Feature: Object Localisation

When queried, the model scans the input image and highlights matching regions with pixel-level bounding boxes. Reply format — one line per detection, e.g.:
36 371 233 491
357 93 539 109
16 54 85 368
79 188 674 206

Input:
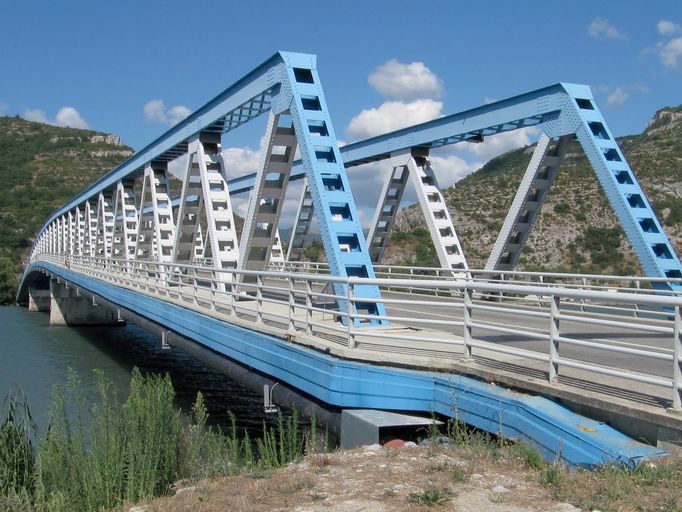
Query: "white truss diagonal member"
135 162 176 263
112 179 138 261
286 181 314 262
238 112 297 273
366 164 410 263
485 133 571 272
95 191 115 258
376 149 468 271
173 133 239 285
84 200 97 257
74 206 84 256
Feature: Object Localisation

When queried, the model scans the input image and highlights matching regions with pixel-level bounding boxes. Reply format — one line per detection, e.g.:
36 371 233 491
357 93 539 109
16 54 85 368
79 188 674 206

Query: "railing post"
674 305 681 410
256 274 263 323
347 284 355 349
463 285 472 359
228 272 236 316
305 279 312 335
288 275 295 332
549 295 560 384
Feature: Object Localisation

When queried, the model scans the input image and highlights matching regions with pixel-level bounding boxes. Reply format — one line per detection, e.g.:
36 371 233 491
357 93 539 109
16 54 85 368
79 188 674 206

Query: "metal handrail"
32 253 682 410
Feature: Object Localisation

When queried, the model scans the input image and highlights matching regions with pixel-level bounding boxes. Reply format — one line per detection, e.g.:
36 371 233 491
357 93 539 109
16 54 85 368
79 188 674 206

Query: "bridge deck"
51 255 677 418
25 256 681 466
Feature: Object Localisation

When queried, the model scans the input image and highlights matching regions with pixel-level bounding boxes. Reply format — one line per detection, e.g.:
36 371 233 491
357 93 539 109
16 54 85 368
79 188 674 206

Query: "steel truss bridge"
17 52 682 467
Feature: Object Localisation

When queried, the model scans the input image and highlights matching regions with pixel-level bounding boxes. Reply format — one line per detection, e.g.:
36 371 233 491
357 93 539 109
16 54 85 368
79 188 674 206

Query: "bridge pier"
28 286 51 312
49 278 121 326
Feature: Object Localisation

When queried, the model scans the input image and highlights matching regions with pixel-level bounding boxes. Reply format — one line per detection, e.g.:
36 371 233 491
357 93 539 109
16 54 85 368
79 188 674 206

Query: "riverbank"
128 441 681 512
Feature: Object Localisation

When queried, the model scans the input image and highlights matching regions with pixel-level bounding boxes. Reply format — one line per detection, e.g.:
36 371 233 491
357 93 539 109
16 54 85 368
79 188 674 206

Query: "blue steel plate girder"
25 262 667 468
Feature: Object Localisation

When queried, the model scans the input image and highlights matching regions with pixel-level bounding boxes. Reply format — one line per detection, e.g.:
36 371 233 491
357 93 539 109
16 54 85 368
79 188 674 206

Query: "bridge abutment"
49 279 121 326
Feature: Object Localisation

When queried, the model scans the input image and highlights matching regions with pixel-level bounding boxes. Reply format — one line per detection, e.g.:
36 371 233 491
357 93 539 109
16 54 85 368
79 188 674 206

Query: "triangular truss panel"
367 148 468 271
95 191 115 259
83 200 97 257
135 162 176 263
485 133 571 272
112 179 138 261
172 132 239 284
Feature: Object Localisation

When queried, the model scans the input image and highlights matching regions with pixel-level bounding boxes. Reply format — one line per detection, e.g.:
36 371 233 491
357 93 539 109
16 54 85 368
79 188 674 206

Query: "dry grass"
136 445 560 512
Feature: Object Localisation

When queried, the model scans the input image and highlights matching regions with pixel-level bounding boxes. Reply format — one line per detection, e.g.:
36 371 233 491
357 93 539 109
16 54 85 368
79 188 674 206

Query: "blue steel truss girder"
37 53 288 239
543 84 682 288
278 53 387 326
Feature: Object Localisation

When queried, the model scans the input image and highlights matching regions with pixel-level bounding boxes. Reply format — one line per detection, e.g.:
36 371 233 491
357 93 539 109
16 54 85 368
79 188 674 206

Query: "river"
0 305 272 436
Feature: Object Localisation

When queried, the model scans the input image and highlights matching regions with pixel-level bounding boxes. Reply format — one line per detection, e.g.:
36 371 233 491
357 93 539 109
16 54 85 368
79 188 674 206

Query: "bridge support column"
28 286 50 312
48 278 120 326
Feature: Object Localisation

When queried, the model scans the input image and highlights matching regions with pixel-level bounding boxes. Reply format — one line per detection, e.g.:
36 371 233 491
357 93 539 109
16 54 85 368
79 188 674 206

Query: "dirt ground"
131 444 583 512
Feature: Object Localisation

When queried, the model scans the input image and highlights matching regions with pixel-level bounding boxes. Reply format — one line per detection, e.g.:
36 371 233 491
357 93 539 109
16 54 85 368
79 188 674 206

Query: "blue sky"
1 0 681 222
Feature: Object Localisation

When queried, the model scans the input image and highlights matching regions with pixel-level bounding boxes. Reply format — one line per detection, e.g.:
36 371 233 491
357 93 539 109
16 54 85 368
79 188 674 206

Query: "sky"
1 0 681 225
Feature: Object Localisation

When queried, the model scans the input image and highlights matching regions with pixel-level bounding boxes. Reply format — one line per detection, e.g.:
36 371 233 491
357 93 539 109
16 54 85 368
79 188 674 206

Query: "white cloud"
657 37 682 69
588 17 627 40
22 106 90 128
606 87 629 107
22 108 49 124
168 105 191 125
368 59 444 100
0 102 7 115
143 99 167 123
657 20 682 35
55 106 89 129
143 99 191 126
347 99 443 140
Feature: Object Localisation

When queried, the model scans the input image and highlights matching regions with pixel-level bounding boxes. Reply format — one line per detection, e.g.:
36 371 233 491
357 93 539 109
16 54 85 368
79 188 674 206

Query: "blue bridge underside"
27 262 666 467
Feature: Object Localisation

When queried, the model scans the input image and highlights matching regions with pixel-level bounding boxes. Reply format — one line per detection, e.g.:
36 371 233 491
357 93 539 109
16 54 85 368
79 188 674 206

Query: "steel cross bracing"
28 52 387 325
485 134 572 272
238 111 297 277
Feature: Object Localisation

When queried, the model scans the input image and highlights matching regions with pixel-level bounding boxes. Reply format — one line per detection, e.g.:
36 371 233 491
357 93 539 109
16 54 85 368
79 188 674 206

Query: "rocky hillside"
385 105 682 275
0 116 133 302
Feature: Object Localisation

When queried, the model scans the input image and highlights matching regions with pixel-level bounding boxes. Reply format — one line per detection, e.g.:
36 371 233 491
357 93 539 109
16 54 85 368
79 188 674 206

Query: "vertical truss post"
367 164 409 263
84 200 97 257
75 206 84 256
172 132 239 287
286 182 314 262
67 211 75 256
390 149 469 271
238 112 297 277
95 191 115 259
485 133 571 272
553 85 682 290
112 179 138 261
135 162 176 264
280 54 386 325
62 214 69 256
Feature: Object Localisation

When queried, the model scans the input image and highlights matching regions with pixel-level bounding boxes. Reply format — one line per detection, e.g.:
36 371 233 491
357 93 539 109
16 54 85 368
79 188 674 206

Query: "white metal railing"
35 253 682 410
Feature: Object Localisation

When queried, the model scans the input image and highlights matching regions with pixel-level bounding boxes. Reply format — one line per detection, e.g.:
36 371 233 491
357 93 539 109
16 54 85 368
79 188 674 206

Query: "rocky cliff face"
383 105 682 275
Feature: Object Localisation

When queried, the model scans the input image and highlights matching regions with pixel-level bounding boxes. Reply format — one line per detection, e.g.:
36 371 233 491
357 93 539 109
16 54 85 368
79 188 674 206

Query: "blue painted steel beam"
39 52 289 236
228 83 566 193
23 262 667 468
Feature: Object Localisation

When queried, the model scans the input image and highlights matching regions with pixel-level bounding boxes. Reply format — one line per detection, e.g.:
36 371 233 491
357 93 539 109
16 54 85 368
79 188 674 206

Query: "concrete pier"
49 278 121 326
